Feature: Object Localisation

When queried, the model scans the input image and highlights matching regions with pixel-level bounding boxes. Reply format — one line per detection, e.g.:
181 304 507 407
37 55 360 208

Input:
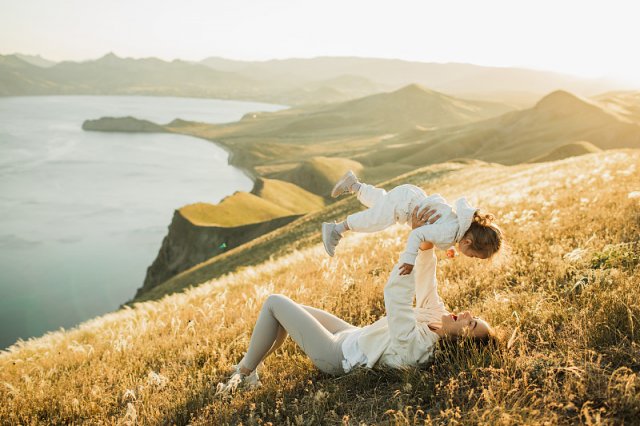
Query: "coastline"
83 115 264 194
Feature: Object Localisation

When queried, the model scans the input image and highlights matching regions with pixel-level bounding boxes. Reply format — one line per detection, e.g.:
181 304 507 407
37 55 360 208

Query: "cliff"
136 210 302 298
137 177 326 297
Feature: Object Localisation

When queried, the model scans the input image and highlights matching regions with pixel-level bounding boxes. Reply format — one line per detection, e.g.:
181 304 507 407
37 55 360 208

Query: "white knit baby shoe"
331 170 359 198
215 365 261 396
322 222 343 257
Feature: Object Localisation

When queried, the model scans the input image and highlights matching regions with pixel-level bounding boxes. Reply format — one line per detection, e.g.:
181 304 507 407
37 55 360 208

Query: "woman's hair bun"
473 210 495 227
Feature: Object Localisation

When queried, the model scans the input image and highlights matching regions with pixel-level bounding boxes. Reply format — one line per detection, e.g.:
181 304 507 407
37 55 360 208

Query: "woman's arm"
383 265 418 347
398 207 440 275
414 249 440 309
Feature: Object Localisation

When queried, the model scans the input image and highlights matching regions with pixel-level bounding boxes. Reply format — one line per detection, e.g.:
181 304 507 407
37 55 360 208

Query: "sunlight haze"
1 0 639 85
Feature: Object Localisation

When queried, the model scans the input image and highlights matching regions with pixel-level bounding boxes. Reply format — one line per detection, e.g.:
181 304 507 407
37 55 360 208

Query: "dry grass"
1 150 639 425
180 178 325 227
180 192 293 227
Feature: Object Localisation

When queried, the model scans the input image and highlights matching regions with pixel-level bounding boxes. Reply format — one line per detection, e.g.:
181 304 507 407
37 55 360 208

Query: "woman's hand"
399 263 414 275
411 205 441 229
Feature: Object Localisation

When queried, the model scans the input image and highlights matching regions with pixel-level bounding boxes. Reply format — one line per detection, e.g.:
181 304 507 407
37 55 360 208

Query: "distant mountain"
14 53 56 68
593 91 640 124
46 52 255 95
3 52 628 107
202 84 515 146
199 56 630 106
0 52 277 100
360 90 640 166
322 83 515 132
0 55 58 95
0 53 388 105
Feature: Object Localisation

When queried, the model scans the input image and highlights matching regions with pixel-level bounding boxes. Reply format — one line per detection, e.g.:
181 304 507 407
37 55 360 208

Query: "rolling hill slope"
165 84 515 170
360 90 640 167
529 140 602 162
2 150 639 424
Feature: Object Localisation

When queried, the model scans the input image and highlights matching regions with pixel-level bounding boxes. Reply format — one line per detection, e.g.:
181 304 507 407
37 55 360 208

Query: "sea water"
0 95 286 349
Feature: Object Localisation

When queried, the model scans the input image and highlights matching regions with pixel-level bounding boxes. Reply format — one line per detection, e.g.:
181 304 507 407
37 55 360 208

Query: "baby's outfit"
345 183 477 265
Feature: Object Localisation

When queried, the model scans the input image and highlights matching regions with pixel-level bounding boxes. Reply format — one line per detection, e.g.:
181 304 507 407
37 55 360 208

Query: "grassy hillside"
134 162 470 303
159 85 515 180
251 178 326 214
595 91 640 124
180 193 291 227
359 90 640 168
530 141 602 163
180 84 514 142
270 156 365 197
179 178 325 227
2 150 639 424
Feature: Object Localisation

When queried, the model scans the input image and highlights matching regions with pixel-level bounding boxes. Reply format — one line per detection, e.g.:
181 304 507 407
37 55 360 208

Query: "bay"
0 95 286 349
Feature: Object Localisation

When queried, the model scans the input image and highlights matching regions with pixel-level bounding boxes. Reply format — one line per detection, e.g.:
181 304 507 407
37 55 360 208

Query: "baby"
322 171 503 274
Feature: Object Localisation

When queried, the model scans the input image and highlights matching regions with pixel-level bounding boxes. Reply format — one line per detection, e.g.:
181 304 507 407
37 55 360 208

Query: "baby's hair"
464 210 503 258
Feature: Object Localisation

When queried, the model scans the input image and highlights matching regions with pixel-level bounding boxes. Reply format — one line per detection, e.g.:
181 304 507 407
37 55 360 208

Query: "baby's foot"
331 170 360 198
322 222 343 256
215 365 261 396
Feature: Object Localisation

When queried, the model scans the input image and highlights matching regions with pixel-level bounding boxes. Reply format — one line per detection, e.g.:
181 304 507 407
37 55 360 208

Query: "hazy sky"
2 0 639 84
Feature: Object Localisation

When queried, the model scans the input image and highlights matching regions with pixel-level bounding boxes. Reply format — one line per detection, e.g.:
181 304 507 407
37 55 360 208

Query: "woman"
216 207 493 394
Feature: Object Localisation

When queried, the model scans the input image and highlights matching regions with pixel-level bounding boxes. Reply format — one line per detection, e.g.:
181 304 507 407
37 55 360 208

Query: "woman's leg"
239 294 348 375
300 304 355 334
258 304 354 362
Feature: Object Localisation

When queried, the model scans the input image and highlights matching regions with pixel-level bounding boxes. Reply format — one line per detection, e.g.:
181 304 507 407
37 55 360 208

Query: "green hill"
180 192 294 227
180 178 326 227
360 90 640 167
270 156 365 196
163 85 515 173
594 91 640 124
250 178 326 214
530 140 602 162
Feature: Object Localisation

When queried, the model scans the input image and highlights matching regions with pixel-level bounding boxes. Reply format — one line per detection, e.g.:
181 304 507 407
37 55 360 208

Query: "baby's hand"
419 241 434 251
399 263 414 275
446 247 458 258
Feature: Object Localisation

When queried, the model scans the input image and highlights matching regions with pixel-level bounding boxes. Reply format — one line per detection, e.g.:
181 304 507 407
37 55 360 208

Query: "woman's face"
440 311 491 338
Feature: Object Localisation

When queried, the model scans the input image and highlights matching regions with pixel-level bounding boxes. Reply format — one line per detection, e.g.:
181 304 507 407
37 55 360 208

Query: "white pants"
346 183 426 232
240 294 356 375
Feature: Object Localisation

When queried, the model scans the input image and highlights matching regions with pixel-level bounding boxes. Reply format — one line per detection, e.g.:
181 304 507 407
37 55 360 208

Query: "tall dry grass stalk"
1 150 639 425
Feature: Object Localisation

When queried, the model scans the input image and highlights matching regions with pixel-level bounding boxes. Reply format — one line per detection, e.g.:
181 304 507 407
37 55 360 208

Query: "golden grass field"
1 150 639 424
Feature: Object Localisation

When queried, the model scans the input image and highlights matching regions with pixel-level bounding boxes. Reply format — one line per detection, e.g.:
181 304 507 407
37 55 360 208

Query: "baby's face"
458 239 488 259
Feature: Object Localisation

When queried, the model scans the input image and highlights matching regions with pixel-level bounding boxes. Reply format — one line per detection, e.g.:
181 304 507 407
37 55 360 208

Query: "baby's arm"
400 240 434 275
399 224 444 267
